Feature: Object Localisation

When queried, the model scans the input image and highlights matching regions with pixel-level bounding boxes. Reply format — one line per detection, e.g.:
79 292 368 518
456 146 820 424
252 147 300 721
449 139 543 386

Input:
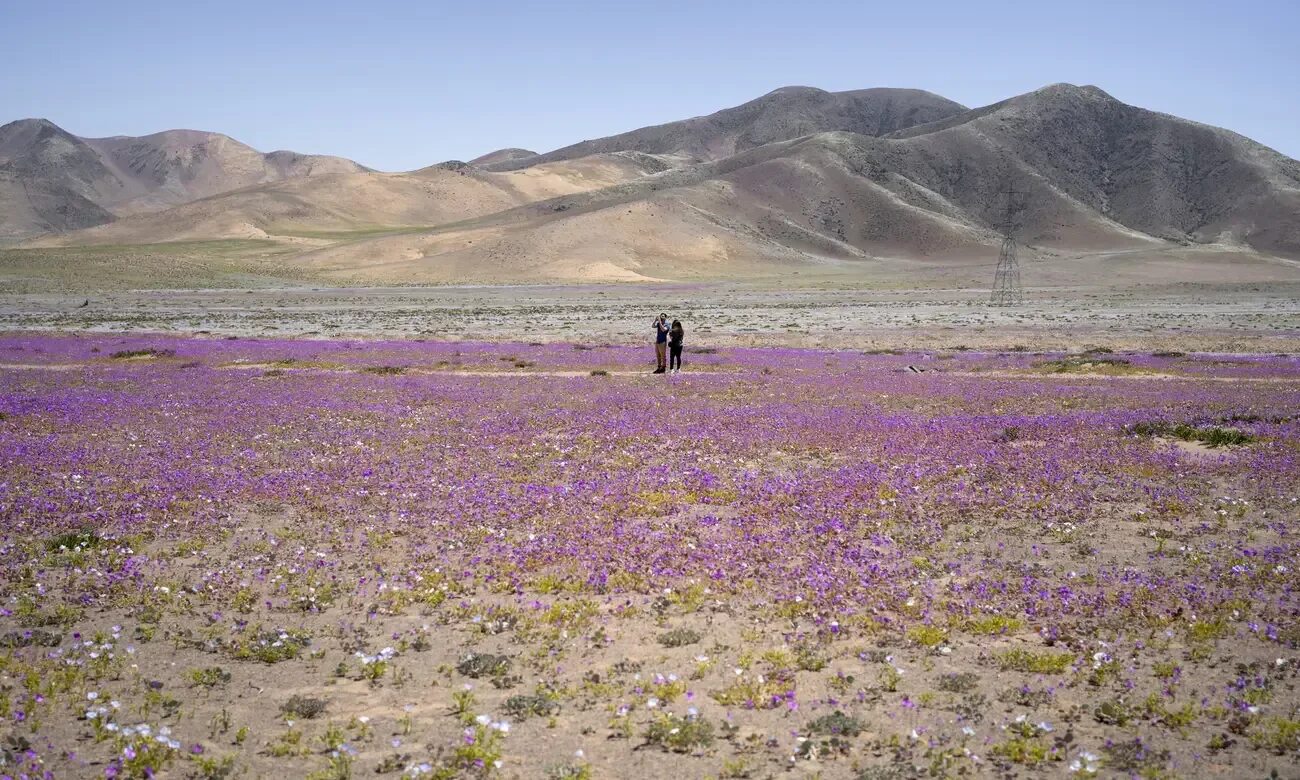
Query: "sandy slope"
26 153 657 247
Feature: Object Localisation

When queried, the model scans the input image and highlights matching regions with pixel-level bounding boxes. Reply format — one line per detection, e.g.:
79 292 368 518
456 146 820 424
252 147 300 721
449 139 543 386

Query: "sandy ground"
1 280 1297 353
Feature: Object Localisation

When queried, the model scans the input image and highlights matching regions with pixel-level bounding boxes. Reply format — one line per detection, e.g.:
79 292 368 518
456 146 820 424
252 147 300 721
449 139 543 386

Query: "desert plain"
1 250 1298 779
2 80 1300 780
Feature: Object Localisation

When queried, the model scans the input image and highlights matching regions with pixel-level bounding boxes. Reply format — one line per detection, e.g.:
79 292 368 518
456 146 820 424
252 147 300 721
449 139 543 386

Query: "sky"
3 0 1297 171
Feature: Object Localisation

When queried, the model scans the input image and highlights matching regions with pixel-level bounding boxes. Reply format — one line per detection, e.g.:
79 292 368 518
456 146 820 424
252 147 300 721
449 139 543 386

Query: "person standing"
668 319 684 373
652 313 669 373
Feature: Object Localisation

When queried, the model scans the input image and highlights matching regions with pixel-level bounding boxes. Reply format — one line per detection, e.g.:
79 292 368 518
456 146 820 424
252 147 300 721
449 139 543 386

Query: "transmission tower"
989 182 1024 306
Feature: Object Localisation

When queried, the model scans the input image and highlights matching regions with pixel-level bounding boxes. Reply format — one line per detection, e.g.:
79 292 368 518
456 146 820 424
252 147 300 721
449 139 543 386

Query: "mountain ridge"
482 86 968 171
0 118 368 239
6 83 1300 283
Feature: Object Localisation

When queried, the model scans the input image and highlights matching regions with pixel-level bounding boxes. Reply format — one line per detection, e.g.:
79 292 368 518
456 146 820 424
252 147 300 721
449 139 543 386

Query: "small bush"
1094 698 1135 726
644 712 713 753
794 643 827 672
110 348 175 359
190 754 238 780
1102 738 1170 774
994 426 1021 443
999 687 1052 707
0 629 62 648
227 627 312 664
1127 421 1253 447
996 649 1074 674
710 676 791 708
1249 717 1300 754
807 710 863 736
45 529 101 551
658 628 701 647
906 625 947 648
280 694 328 719
187 666 232 688
503 693 560 720
1171 424 1253 448
457 653 512 679
362 366 406 375
1126 420 1170 437
590 369 609 377
936 672 980 693
966 615 1023 635
1186 618 1230 643
546 763 593 780
990 737 1054 766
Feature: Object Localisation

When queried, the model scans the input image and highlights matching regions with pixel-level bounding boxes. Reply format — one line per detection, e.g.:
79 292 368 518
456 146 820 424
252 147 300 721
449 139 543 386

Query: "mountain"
470 148 538 166
0 119 122 237
885 84 1300 256
259 84 1298 283
26 153 660 246
0 118 367 239
9 84 1300 284
483 86 968 170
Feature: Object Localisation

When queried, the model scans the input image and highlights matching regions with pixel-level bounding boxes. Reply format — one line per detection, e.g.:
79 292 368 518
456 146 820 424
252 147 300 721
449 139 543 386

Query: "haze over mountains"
5 83 1299 283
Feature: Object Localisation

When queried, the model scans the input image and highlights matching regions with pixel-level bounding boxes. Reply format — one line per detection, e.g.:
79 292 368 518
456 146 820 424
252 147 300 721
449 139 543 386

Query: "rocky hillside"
483 86 968 170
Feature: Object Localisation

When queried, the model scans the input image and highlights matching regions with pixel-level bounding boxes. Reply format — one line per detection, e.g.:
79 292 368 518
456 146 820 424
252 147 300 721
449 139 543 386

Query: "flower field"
0 334 1297 778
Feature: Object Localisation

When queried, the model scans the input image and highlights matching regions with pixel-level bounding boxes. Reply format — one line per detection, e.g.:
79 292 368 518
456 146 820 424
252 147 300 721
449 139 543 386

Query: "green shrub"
644 712 713 753
807 710 863 736
907 625 947 648
966 615 1023 635
186 666 231 688
280 694 328 719
657 628 701 647
996 649 1074 674
110 348 175 359
1249 717 1300 754
45 529 101 551
503 693 560 720
1171 424 1253 448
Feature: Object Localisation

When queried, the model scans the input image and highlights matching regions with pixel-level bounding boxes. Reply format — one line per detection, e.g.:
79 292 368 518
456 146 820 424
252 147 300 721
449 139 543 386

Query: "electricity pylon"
990 183 1024 306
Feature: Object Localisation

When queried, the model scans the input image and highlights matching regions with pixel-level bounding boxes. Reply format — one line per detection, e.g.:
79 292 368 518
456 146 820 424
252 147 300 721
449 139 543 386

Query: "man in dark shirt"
653 313 669 373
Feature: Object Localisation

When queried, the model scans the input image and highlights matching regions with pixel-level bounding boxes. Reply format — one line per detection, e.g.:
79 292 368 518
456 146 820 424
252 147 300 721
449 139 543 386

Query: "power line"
990 182 1024 307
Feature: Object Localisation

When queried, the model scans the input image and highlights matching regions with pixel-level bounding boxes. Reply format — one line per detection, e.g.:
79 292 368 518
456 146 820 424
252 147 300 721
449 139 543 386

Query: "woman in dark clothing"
668 320 684 373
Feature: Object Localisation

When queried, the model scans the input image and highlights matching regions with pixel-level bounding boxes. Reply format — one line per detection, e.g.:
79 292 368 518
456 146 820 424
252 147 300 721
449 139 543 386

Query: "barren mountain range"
5 83 1299 283
0 118 366 240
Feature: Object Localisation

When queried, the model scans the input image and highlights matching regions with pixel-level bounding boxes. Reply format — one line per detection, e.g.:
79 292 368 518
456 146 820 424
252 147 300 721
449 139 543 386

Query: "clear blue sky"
3 0 1297 171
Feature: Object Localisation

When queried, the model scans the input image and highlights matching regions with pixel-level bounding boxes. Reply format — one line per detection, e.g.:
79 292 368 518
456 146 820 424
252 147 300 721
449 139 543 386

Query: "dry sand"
2 279 1296 353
